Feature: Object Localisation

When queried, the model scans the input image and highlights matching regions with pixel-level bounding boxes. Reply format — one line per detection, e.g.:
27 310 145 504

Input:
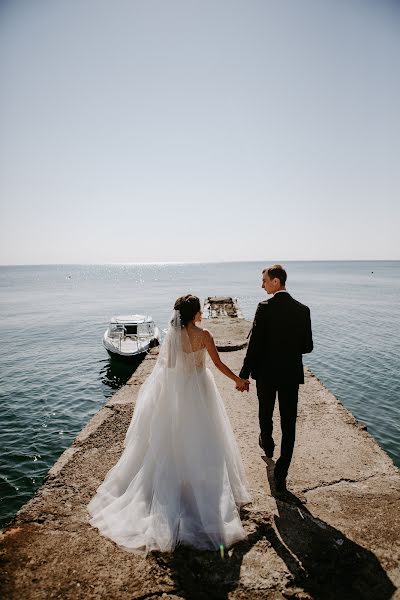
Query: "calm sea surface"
0 261 399 527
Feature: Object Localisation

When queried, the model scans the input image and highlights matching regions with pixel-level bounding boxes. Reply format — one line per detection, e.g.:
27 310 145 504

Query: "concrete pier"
1 305 399 599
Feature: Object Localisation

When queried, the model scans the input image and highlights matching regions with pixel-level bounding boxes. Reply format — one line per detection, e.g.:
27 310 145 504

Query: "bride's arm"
203 330 247 388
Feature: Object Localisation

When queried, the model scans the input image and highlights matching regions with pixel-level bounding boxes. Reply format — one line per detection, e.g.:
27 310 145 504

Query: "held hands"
235 378 250 392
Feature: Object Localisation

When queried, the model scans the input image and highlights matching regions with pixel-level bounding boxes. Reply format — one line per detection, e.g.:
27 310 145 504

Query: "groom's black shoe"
259 434 274 458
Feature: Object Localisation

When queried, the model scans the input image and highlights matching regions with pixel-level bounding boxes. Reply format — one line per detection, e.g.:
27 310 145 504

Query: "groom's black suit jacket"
239 292 313 385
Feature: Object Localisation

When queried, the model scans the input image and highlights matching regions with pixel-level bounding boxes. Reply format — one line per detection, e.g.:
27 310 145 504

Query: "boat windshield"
108 322 154 337
137 322 154 336
124 324 138 335
109 324 126 337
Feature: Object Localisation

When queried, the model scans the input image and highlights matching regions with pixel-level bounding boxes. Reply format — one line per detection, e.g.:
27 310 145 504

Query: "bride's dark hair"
174 294 201 326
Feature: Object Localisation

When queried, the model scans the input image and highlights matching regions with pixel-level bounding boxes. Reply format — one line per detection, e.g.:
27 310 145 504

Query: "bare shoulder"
200 327 214 343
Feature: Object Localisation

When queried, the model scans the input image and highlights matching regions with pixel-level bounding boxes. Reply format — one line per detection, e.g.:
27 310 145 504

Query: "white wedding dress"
87 311 251 555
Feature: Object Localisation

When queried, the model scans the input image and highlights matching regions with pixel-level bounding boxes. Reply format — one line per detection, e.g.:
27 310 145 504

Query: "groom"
239 264 313 492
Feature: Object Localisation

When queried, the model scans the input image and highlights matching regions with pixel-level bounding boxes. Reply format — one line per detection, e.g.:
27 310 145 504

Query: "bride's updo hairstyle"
174 294 201 327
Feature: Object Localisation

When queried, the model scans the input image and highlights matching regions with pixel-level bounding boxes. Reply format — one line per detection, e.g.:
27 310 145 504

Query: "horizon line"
0 259 399 267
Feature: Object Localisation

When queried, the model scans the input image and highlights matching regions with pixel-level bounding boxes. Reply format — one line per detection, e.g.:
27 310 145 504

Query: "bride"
87 294 252 555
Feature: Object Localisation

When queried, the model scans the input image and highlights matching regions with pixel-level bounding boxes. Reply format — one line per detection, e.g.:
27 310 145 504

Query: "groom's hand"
236 378 250 392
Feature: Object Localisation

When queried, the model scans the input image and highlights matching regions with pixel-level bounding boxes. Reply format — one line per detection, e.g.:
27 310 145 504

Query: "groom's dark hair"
263 264 287 285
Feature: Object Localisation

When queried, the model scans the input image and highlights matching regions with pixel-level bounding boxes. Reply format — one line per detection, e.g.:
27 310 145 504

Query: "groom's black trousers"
256 378 299 479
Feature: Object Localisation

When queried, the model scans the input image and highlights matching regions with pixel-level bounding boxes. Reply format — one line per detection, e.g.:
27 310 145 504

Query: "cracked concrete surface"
0 322 399 600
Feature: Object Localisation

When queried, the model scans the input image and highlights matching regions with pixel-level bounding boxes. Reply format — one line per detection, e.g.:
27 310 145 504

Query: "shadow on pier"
263 458 396 600
151 462 396 600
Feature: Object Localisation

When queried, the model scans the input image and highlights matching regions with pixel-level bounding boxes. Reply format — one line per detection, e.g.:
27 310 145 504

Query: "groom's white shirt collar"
273 289 288 295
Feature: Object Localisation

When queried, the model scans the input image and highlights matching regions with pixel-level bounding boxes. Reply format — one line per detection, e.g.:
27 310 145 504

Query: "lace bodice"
182 347 206 369
181 326 207 369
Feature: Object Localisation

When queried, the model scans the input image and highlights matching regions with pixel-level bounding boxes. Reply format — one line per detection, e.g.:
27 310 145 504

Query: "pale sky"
0 0 399 264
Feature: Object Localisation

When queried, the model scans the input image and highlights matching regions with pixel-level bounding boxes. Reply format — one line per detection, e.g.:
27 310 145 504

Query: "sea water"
0 261 399 527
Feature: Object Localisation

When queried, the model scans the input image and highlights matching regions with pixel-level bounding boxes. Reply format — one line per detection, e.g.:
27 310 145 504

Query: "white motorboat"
103 314 161 359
